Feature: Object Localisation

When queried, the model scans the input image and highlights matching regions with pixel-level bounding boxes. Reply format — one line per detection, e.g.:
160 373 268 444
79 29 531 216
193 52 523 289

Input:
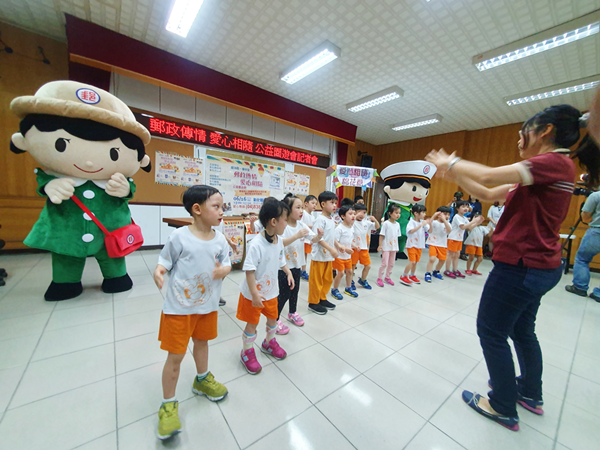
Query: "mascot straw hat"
10 80 151 145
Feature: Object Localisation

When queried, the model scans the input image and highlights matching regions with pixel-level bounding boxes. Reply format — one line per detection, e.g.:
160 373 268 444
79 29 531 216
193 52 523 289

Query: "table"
560 233 578 274
163 217 192 228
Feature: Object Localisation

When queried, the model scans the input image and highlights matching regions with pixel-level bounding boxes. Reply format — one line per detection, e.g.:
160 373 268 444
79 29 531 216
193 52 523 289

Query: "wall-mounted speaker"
360 154 373 168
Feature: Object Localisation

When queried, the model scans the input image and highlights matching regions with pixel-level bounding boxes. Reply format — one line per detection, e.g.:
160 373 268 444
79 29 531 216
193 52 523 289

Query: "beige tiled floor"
0 249 599 449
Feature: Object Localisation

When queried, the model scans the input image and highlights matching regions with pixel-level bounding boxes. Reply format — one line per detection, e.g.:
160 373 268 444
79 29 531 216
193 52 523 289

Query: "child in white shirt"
352 203 379 290
300 195 318 281
212 221 238 306
400 204 431 286
424 206 452 282
377 204 402 287
464 214 492 275
332 205 359 299
445 201 483 279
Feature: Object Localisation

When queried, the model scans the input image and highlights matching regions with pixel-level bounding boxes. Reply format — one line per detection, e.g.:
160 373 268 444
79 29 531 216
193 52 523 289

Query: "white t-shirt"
426 220 449 248
487 205 505 229
335 223 355 260
240 233 285 300
448 214 469 241
158 227 231 315
353 219 375 250
311 214 336 262
253 220 264 234
212 222 224 233
380 220 401 252
300 211 314 229
406 218 429 249
464 225 490 248
283 222 315 269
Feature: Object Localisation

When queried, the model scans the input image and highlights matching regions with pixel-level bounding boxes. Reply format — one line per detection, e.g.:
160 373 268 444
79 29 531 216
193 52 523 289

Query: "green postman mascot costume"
10 80 151 301
380 161 436 259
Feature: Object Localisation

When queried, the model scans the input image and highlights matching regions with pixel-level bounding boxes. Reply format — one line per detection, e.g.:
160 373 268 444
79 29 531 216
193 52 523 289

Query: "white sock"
162 396 177 404
197 370 209 381
265 324 276 343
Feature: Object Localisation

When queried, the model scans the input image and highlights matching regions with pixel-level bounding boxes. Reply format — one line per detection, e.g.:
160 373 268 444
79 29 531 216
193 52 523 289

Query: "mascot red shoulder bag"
71 195 143 257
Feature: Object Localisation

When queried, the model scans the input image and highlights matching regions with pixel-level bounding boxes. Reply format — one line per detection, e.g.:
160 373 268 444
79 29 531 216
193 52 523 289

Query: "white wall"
127 204 189 247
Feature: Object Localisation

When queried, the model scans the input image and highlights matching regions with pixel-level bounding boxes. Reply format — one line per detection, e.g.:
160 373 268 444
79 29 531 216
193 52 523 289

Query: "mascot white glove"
45 178 76 204
106 173 131 198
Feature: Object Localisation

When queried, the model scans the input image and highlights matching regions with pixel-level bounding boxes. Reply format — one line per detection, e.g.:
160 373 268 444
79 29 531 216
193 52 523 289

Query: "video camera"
573 173 597 197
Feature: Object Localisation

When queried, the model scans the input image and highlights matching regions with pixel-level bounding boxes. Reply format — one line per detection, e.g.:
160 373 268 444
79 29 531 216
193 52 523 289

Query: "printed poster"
155 151 203 187
328 165 378 189
223 220 245 264
180 155 203 187
284 172 310 196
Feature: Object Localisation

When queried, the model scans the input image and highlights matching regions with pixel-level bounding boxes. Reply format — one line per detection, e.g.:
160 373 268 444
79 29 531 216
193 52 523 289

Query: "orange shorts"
304 243 312 254
428 245 447 261
407 247 422 262
158 311 218 354
351 249 371 266
447 239 463 252
333 258 353 272
465 245 483 256
236 294 278 324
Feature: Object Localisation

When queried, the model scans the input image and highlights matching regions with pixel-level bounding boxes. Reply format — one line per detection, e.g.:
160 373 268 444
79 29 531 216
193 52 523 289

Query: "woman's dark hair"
182 185 221 215
387 204 401 215
10 114 151 172
574 134 600 187
354 195 364 202
318 191 338 205
304 194 317 203
354 203 367 212
338 205 354 218
437 206 451 213
282 193 301 210
411 204 426 214
340 197 354 207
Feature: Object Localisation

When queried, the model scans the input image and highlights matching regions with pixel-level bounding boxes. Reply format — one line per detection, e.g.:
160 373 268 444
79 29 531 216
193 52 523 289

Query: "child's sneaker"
384 277 395 286
308 303 328 315
399 275 412 286
433 271 444 280
301 271 309 281
357 278 372 289
320 299 336 310
424 272 432 283
261 338 287 360
240 348 262 374
472 270 483 275
465 270 473 275
376 278 384 287
351 280 356 290
192 372 228 401
409 275 421 284
158 401 181 440
287 312 305 326
344 287 358 298
276 319 290 335
444 270 456 279
454 270 465 278
331 288 343 300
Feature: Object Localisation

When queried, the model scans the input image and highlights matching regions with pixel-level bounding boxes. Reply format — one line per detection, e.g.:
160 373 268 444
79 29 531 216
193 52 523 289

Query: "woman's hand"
425 148 456 175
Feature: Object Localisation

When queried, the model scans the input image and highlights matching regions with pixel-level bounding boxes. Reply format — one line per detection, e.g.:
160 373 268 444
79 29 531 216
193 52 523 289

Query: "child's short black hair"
387 203 401 215
455 200 470 209
354 203 367 212
10 114 151 172
182 185 221 215
340 197 354 208
470 212 482 221
304 194 317 204
338 205 354 218
437 206 451 214
354 195 364 202
259 197 289 228
318 191 338 205
453 191 464 199
411 204 426 215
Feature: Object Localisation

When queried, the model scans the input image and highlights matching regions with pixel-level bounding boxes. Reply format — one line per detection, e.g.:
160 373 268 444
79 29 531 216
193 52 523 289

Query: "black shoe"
219 298 227 306
308 303 328 315
590 293 600 302
565 285 588 297
320 299 336 310
396 252 408 260
102 274 133 293
44 281 83 301
0 278 5 287
0 268 7 277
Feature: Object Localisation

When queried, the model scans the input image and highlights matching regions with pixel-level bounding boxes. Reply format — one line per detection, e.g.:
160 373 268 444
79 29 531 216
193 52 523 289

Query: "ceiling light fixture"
391 114 442 131
504 75 600 106
280 40 341 84
346 86 404 112
473 11 600 71
166 0 205 38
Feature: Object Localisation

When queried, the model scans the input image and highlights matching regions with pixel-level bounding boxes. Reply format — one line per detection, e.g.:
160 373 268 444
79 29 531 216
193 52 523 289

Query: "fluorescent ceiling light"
391 114 442 131
280 41 341 84
346 86 404 112
473 11 600 71
504 75 600 106
166 0 205 37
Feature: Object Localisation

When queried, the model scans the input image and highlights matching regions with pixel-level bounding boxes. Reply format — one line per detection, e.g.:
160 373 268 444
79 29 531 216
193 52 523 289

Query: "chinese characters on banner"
223 221 245 264
155 151 203 187
207 155 285 214
327 165 378 190
284 172 310 196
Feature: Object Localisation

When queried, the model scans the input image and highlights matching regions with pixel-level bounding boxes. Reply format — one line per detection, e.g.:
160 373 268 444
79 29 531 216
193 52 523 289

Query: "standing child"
377 204 402 287
153 185 231 440
308 191 340 315
237 198 295 375
332 205 359 299
424 206 452 282
400 204 431 285
277 194 323 333
445 200 483 279
300 194 318 281
464 214 492 275
352 202 379 289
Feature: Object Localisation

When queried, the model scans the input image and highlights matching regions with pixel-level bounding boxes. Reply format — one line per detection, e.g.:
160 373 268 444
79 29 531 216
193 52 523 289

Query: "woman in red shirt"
426 104 600 431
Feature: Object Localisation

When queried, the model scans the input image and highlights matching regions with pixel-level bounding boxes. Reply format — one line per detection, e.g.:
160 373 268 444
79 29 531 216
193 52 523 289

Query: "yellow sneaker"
192 372 228 402
157 401 181 440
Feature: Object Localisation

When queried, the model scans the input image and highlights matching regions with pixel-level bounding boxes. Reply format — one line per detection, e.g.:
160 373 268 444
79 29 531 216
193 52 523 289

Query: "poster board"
155 151 203 187
284 172 310 196
223 219 245 264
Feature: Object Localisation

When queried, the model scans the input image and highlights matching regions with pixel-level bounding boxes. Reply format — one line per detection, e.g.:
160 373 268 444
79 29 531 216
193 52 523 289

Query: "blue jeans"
477 261 562 417
572 227 600 295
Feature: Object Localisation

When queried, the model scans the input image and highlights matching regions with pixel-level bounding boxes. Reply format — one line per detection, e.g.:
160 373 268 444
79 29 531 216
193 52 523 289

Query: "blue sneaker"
331 288 343 300
357 278 372 289
432 271 444 280
344 287 358 298
301 271 309 281
424 272 432 283
351 280 356 290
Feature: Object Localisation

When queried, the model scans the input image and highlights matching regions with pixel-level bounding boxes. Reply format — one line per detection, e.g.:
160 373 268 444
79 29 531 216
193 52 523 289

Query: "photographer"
565 190 600 301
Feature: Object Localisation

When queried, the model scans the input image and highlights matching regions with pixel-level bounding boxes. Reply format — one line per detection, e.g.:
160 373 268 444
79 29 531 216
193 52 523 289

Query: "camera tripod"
561 201 586 274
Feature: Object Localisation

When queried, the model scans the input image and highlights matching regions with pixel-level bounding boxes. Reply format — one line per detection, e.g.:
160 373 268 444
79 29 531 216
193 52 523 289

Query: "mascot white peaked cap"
10 80 151 301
